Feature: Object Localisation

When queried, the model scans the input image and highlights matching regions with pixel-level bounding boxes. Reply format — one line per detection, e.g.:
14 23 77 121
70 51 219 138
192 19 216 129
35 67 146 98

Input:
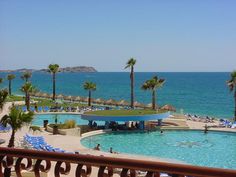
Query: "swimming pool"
33 114 91 126
81 130 236 169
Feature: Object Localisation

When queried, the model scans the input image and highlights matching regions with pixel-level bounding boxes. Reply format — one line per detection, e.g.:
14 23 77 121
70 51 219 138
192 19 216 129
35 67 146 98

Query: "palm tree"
21 82 36 111
83 82 96 106
0 78 3 84
0 107 34 147
0 107 34 177
21 72 32 82
141 76 165 110
227 71 236 121
7 74 16 95
48 64 60 100
0 89 8 109
125 58 136 109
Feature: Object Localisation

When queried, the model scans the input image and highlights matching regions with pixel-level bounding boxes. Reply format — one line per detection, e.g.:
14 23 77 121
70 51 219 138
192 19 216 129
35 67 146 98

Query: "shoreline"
10 94 234 119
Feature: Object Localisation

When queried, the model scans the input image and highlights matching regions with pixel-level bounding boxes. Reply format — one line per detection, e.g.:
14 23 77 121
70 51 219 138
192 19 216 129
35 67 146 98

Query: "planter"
46 126 81 136
53 125 59 135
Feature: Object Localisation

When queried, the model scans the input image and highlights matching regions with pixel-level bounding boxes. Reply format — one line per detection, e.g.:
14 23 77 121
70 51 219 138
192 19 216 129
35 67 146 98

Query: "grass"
6 95 24 102
85 109 167 116
7 95 88 108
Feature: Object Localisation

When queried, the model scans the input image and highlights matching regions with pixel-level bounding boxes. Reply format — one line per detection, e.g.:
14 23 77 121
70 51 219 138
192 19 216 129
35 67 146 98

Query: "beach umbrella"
65 95 72 101
134 101 141 107
71 96 77 101
146 103 152 108
41 93 49 98
117 100 129 106
34 92 41 97
161 104 176 112
57 94 64 99
75 96 81 101
134 101 145 108
81 97 88 102
105 99 116 105
93 98 103 104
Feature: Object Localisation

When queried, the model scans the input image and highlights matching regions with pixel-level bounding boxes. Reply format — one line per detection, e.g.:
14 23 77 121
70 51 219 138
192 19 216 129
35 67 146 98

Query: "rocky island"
0 66 97 73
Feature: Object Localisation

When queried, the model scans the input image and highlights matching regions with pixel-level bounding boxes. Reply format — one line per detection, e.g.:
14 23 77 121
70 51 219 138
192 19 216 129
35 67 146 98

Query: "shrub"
48 120 76 129
30 126 41 132
63 120 76 129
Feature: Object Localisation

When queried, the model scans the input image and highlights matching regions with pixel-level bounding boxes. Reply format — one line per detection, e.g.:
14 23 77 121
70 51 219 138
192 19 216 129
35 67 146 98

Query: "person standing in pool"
204 124 208 134
109 147 118 154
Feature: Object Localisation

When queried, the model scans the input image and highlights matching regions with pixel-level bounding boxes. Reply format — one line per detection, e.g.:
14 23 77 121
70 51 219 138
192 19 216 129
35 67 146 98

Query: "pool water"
81 130 236 169
33 114 97 126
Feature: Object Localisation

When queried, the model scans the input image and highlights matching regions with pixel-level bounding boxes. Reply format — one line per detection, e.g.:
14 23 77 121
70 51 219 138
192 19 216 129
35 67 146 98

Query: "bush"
63 120 76 129
30 125 41 132
49 119 76 129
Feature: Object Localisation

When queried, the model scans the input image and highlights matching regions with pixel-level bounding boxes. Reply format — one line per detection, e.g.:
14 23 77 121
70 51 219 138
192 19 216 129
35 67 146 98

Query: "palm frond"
83 82 97 91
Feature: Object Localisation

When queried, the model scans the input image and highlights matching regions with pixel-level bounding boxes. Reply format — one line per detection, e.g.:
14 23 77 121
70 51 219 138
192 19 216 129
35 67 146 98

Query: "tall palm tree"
48 64 60 100
0 89 8 109
7 74 16 95
21 82 36 111
0 107 34 177
141 76 165 110
125 58 136 109
21 72 32 82
227 71 236 121
0 78 3 84
83 82 96 106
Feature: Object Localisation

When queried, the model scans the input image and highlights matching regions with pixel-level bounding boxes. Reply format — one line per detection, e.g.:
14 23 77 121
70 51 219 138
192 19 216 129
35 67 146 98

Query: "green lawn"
6 95 25 102
7 95 87 108
85 109 167 116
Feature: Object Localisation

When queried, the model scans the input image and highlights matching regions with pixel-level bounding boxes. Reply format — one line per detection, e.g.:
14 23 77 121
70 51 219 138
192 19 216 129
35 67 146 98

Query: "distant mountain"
0 66 97 73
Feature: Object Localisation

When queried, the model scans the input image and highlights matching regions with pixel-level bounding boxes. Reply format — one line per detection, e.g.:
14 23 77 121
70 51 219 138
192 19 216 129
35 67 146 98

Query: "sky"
0 0 236 72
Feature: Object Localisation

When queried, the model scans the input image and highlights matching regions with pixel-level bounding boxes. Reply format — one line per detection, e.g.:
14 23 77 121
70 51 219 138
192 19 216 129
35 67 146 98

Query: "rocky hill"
0 66 97 73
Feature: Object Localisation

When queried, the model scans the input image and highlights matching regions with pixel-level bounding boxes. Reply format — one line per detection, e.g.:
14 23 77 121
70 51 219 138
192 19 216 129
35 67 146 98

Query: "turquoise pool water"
81 130 236 169
33 114 91 126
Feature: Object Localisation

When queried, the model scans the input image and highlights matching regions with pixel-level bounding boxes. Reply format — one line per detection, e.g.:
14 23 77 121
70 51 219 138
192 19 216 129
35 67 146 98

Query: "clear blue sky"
0 0 235 72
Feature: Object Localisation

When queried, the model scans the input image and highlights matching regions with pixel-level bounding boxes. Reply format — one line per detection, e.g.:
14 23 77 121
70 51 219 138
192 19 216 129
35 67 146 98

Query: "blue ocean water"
0 72 234 118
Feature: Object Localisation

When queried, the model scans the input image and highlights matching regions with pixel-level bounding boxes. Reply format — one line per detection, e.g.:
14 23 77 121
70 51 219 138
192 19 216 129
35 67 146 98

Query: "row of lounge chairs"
185 114 215 123
24 134 74 153
219 119 236 128
19 106 106 113
0 123 11 132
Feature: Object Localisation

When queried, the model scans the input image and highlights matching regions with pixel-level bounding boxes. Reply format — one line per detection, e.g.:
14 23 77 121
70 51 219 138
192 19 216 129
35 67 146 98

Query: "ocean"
0 72 234 118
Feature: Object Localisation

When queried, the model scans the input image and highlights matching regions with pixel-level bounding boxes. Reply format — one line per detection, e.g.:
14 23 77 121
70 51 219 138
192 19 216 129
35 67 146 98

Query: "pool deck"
1 101 236 176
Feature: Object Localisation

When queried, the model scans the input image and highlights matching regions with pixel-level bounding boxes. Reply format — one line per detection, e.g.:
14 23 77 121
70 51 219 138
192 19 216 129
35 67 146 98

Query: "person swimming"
94 144 100 151
109 147 118 154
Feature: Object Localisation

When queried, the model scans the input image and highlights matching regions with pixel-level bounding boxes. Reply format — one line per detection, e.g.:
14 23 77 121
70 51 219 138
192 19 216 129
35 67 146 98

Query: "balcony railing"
0 147 236 177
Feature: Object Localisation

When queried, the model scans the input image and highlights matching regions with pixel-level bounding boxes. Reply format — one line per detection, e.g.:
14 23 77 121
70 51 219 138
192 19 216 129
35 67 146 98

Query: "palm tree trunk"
26 93 30 111
25 92 28 108
152 90 156 110
234 88 236 122
88 90 91 106
8 129 15 148
4 129 15 177
8 80 11 95
130 66 134 109
53 73 56 100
